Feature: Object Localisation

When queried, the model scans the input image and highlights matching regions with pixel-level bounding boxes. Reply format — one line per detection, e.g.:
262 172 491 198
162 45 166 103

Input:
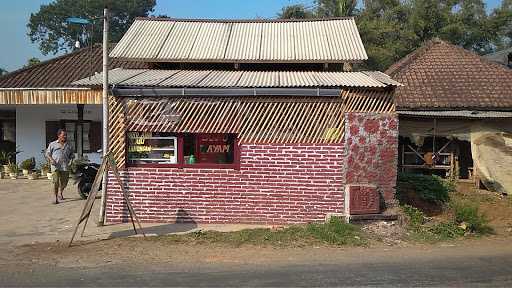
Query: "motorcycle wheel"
78 181 92 200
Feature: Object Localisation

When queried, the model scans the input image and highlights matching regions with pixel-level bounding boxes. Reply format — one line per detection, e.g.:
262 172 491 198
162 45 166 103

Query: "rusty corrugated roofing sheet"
386 39 512 110
73 68 398 88
110 17 368 63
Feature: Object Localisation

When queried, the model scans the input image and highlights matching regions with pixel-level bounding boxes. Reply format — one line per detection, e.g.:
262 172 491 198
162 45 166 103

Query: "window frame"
126 133 240 170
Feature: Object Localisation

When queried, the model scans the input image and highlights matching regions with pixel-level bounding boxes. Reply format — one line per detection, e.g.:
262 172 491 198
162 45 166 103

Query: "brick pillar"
344 113 399 214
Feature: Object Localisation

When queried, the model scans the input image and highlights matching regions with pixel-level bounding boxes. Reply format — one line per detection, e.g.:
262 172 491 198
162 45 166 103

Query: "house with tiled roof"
0 44 149 164
386 39 512 194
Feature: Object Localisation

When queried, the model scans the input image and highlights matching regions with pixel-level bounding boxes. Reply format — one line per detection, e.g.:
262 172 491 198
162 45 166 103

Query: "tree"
278 4 315 19
28 0 157 55
357 0 418 71
316 0 358 17
0 68 7 76
24 58 41 68
489 0 512 49
279 0 512 70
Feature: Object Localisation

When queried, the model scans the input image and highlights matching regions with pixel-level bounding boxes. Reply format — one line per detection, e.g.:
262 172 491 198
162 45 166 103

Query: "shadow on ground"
109 223 198 238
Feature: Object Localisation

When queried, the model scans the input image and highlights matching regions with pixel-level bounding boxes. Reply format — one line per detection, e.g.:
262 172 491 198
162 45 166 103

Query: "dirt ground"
2 178 512 264
0 179 269 248
455 181 512 235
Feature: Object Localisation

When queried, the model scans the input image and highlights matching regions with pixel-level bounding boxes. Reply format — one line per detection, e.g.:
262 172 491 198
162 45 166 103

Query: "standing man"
46 129 74 204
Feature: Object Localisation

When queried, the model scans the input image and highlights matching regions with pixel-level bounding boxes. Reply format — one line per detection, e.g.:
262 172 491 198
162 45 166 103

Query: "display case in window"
127 132 177 164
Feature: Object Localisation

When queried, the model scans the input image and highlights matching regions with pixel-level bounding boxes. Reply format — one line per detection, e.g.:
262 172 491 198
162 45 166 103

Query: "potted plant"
20 157 36 177
28 171 39 180
8 163 19 179
40 162 49 175
0 148 22 172
0 151 10 173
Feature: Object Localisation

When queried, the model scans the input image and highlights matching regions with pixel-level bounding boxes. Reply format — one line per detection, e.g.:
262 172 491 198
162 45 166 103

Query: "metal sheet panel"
117 20 174 59
157 21 203 60
73 69 399 88
237 71 280 87
72 68 147 85
224 22 262 61
260 22 295 61
111 18 368 62
198 70 243 87
158 70 213 87
119 70 181 86
188 22 233 60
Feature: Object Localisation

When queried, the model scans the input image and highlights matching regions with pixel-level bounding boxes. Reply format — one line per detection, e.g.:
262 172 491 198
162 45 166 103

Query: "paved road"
3 241 512 287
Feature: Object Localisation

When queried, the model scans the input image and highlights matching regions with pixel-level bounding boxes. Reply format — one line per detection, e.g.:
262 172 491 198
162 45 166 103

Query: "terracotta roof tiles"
386 39 512 110
0 44 150 88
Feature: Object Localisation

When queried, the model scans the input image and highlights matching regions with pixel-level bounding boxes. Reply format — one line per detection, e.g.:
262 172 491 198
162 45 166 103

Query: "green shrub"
452 201 493 235
7 162 19 174
429 222 465 240
401 204 425 230
20 157 36 171
397 173 452 204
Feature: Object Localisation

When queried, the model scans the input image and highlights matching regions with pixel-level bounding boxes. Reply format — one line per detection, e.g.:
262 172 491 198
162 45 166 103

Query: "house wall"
15 104 102 165
105 113 398 225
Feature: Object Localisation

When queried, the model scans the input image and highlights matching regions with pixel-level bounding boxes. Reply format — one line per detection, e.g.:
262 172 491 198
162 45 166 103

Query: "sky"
0 0 504 72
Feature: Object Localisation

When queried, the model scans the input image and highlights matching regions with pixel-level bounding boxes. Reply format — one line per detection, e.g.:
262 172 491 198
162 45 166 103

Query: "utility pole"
98 6 109 226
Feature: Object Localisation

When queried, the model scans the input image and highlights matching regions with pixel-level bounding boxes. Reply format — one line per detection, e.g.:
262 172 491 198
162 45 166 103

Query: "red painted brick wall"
106 113 398 224
344 113 399 207
106 144 345 224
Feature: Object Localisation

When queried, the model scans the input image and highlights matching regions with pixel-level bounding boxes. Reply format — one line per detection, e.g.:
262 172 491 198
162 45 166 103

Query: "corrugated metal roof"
398 110 512 118
72 68 399 88
110 18 368 63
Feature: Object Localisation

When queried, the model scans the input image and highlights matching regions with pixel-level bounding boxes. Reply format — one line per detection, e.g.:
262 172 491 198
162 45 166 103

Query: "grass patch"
452 201 494 235
402 205 464 242
402 200 494 243
149 217 366 247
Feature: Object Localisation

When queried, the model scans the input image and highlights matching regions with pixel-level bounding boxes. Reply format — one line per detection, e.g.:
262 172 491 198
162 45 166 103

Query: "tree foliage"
24 58 41 68
0 68 7 76
279 0 512 71
316 0 358 17
28 0 157 55
278 4 315 19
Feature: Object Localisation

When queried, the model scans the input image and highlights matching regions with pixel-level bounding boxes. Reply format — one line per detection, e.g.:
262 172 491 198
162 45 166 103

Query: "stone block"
345 184 380 215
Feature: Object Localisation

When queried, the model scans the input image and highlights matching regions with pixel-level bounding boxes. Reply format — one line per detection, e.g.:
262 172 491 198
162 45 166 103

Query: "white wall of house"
15 104 102 166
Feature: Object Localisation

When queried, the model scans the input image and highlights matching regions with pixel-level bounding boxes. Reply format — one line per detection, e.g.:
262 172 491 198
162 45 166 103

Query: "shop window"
184 134 235 165
127 132 178 165
45 121 101 153
126 132 238 168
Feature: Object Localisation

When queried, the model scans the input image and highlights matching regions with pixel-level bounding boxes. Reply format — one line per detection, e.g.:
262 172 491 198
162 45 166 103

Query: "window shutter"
89 122 102 153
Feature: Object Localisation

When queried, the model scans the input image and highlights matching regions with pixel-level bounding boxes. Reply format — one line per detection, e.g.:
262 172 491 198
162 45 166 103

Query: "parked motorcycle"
74 162 101 199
